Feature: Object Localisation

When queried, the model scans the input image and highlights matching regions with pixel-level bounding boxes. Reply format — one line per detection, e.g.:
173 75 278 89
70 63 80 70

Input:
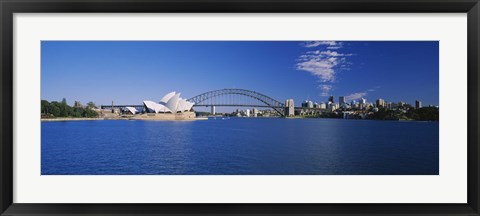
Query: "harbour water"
41 118 439 175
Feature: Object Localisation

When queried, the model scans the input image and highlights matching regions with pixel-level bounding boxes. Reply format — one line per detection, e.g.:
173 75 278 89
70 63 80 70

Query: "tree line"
41 98 98 118
369 106 439 121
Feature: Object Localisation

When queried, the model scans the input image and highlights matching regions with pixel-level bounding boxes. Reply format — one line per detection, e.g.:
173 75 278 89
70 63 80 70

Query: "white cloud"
297 41 353 97
303 41 343 48
296 48 352 83
305 50 352 57
345 92 368 101
296 58 338 82
326 46 341 50
367 86 381 92
318 84 333 96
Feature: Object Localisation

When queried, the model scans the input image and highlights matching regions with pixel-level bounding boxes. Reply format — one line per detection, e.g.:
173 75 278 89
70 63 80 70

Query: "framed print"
1 0 479 215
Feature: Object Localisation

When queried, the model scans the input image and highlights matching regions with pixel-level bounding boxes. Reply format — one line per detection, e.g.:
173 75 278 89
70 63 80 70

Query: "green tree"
41 99 99 118
41 100 50 114
87 101 97 109
49 102 61 117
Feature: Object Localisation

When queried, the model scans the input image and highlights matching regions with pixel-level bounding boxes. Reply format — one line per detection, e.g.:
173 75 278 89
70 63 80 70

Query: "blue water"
41 118 439 175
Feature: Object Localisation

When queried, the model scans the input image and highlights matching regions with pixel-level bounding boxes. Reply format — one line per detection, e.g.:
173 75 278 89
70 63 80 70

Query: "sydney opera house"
128 92 197 120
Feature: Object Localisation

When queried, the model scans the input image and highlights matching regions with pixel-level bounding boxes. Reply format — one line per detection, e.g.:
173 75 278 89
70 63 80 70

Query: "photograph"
40 40 439 175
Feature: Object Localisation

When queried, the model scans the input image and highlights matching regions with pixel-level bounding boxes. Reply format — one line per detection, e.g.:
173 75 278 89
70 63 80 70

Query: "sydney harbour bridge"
100 88 322 117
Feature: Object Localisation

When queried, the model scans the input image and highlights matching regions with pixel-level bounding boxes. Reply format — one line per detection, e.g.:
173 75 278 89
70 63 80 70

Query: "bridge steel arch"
187 89 285 116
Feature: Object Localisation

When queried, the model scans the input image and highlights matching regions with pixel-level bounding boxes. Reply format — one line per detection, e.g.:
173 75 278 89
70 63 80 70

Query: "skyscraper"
301 100 309 108
307 101 313 108
339 96 346 106
360 98 366 104
376 98 385 108
252 108 258 117
211 106 216 115
386 102 393 110
415 100 422 109
285 99 295 117
319 102 326 109
328 96 334 104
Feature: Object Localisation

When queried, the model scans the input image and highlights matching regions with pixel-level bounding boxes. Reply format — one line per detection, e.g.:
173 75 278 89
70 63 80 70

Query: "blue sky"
41 41 439 109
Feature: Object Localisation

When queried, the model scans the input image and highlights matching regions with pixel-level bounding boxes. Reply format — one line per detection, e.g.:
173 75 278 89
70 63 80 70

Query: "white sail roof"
144 92 193 114
154 103 171 113
143 100 158 113
125 107 138 114
185 102 194 111
165 93 180 113
160 91 176 104
177 99 187 113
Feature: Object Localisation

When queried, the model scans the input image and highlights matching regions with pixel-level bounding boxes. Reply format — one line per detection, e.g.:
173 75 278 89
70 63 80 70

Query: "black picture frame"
1 0 479 215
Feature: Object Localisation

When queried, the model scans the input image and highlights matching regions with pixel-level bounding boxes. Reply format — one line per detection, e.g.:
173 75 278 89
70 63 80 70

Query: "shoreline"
41 116 436 122
41 117 209 122
41 118 105 122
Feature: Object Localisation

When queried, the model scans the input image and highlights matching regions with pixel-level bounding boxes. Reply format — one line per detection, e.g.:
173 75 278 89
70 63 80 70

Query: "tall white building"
252 108 258 117
360 98 366 104
285 99 295 117
376 98 385 108
319 102 327 109
211 106 216 115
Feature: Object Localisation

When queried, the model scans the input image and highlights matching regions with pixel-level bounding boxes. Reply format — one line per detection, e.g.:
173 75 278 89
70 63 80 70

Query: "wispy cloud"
345 87 380 101
303 41 345 50
318 84 333 96
296 41 353 97
345 92 368 101
296 56 341 82
367 86 381 92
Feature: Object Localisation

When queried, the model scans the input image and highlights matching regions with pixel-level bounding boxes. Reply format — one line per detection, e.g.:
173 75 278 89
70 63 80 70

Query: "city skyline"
41 41 439 109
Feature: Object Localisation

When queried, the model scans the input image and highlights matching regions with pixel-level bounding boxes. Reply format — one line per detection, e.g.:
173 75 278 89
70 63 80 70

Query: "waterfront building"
246 109 251 117
301 100 314 108
351 100 357 107
307 101 313 108
143 92 194 113
328 96 335 104
359 103 364 110
415 100 422 109
339 96 346 106
252 108 258 117
386 102 393 110
319 102 326 109
285 99 295 117
359 98 366 104
329 103 338 112
301 100 309 108
376 98 385 108
211 106 216 115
